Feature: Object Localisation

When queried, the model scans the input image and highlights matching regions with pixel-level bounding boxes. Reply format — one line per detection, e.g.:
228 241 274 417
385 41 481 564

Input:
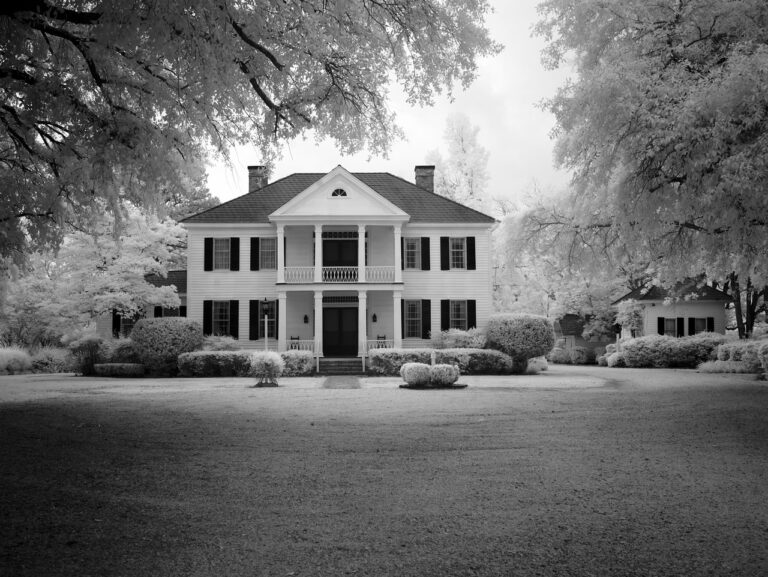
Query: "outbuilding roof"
182 172 496 224
613 282 731 305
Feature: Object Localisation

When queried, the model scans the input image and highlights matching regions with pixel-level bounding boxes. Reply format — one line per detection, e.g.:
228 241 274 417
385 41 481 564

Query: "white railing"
284 266 314 283
323 266 358 282
366 338 394 352
365 265 395 282
287 339 315 352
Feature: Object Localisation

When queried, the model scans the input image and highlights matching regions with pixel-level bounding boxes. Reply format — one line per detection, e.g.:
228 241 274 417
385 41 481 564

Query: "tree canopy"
0 0 499 260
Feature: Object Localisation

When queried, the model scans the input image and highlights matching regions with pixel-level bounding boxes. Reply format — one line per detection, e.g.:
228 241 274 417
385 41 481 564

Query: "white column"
277 292 287 352
393 290 403 348
358 291 368 356
276 224 285 284
314 224 323 283
394 225 402 283
358 224 366 283
314 290 323 356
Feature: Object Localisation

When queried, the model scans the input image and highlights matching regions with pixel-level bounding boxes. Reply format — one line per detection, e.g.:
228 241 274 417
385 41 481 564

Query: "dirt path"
1 367 766 576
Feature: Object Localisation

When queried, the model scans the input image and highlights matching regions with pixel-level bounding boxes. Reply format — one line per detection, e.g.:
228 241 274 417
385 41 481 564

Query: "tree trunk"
744 277 760 338
729 272 746 339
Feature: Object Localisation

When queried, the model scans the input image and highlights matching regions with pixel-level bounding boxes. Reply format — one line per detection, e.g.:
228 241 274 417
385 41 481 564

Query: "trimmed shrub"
605 343 618 354
281 350 314 376
606 351 626 367
93 363 145 377
401 362 432 386
430 364 460 386
0 346 33 374
177 351 251 377
203 335 240 351
367 349 432 376
569 346 595 365
697 360 755 374
526 356 548 374
102 339 141 364
758 342 768 374
249 351 284 380
716 341 761 372
30 347 74 373
621 333 728 368
431 328 486 350
67 335 104 376
433 348 516 375
131 318 203 375
547 347 571 364
486 314 555 374
672 333 729 367
597 354 608 367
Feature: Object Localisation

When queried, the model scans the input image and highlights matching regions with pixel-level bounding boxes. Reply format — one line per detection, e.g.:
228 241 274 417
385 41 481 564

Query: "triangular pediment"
270 166 409 222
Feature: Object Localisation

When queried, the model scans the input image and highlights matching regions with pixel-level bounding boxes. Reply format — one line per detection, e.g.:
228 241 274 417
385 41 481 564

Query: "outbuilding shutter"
657 317 665 335
154 306 162 318
229 238 240 271
203 300 213 335
250 238 260 271
112 310 121 338
467 237 476 270
676 317 684 338
688 318 696 336
707 317 715 332
421 299 431 339
441 299 450 331
229 300 239 339
467 300 477 329
421 237 430 270
440 237 449 270
249 300 260 340
180 306 187 317
203 238 213 271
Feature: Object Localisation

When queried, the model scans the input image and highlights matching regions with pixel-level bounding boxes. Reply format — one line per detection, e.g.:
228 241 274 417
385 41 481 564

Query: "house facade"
180 165 496 357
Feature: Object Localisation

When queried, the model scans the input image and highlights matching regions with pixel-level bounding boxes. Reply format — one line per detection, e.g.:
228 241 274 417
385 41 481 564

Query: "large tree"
0 0 499 261
534 0 768 336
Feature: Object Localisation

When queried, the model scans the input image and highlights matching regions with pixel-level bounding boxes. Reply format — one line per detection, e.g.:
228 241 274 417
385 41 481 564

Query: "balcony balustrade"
282 265 396 283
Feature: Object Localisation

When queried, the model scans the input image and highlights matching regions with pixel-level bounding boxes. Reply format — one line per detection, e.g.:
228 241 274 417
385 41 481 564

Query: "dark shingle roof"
182 172 496 224
613 281 730 304
145 270 187 294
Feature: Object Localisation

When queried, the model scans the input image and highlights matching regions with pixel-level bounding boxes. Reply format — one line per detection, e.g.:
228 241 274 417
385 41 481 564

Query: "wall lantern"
303 314 309 324
372 313 377 323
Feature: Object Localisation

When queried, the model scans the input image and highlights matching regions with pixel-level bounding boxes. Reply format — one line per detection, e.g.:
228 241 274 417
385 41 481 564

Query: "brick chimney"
414 165 435 193
248 165 268 191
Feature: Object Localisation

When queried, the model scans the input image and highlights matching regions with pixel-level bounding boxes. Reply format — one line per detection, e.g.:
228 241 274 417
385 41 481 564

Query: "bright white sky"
207 0 573 208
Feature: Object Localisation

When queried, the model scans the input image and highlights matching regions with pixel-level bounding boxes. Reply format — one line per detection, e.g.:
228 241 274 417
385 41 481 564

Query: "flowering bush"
177 351 251 377
249 351 284 383
400 362 432 386
30 347 75 373
430 364 460 386
67 335 104 375
486 314 555 373
431 328 486 349
0 346 33 374
281 350 314 376
368 349 432 375
131 318 203 375
93 363 145 377
203 335 240 351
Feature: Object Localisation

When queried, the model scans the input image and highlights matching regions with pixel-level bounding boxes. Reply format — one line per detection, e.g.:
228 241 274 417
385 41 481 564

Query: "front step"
318 358 364 375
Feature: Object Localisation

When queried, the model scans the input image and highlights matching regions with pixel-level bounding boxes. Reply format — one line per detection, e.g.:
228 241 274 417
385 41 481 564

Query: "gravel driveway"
1 366 766 576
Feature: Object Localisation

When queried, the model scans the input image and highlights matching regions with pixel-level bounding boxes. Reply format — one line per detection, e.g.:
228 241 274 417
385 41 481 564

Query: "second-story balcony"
283 265 396 284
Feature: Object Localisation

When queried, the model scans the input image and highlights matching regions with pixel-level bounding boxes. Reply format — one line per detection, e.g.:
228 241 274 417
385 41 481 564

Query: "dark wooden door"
323 307 358 357
323 240 357 266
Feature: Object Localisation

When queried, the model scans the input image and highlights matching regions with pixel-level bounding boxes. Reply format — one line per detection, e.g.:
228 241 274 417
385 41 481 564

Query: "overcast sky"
207 0 573 208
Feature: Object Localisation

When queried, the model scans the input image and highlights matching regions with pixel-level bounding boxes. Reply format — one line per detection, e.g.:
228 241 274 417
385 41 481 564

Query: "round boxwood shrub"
486 314 555 373
430 364 460 386
130 318 203 375
249 351 284 386
400 362 432 386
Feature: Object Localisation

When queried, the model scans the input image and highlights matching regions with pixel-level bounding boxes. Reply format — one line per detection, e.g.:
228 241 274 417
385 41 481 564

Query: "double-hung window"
692 318 707 335
404 238 421 270
450 300 467 330
261 300 277 338
450 238 466 269
213 301 230 336
664 318 677 337
404 300 422 338
213 238 230 270
260 238 277 270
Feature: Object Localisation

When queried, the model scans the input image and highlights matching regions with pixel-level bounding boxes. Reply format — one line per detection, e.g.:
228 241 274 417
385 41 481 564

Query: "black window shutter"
707 317 715 332
180 306 187 317
204 238 213 271
688 318 696 336
467 237 476 270
112 310 121 338
230 237 240 271
250 238 260 270
440 237 449 270
401 299 405 338
421 237 430 270
229 300 239 339
467 300 477 329
249 300 260 340
154 306 162 318
676 317 684 338
657 317 665 335
421 299 431 339
274 300 279 339
441 299 450 331
203 300 213 336
400 237 404 270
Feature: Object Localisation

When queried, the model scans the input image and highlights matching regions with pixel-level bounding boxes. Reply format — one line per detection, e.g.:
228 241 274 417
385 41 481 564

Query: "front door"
323 307 358 357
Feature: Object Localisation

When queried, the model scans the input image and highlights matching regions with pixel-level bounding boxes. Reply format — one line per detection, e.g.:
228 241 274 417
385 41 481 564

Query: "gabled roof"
145 270 187 294
182 172 496 224
613 281 730 305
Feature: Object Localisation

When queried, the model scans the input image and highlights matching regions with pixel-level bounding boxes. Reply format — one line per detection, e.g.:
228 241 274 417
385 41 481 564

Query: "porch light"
303 314 309 324
372 313 377 323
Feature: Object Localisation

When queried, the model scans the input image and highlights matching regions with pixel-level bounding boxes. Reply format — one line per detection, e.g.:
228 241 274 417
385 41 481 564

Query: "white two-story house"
180 165 496 359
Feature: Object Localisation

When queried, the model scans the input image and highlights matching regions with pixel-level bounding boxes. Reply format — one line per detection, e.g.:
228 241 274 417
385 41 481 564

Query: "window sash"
693 318 707 334
261 301 277 338
450 300 467 330
404 238 421 269
213 301 230 336
664 318 677 337
213 238 230 270
450 238 466 269
260 237 277 270
405 300 422 338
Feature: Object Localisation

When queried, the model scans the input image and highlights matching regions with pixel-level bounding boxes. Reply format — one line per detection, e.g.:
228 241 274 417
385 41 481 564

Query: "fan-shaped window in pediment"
331 188 347 197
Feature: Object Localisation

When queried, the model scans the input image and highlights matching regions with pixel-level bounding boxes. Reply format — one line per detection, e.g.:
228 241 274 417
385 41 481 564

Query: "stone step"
318 358 364 375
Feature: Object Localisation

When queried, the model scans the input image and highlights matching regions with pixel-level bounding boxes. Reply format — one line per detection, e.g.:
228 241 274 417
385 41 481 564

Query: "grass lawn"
1 366 767 576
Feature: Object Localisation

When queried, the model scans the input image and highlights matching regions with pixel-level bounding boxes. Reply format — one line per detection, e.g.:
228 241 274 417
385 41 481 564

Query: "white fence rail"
365 265 395 282
366 339 394 352
283 265 396 283
287 339 315 352
323 266 358 283
284 266 314 283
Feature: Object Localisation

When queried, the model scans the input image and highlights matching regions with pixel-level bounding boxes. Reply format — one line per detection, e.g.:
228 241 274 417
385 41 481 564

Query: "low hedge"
716 341 761 372
177 350 315 377
367 349 433 376
368 348 518 376
30 347 75 373
0 347 32 374
620 333 728 368
400 362 460 387
281 350 314 376
93 363 145 377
